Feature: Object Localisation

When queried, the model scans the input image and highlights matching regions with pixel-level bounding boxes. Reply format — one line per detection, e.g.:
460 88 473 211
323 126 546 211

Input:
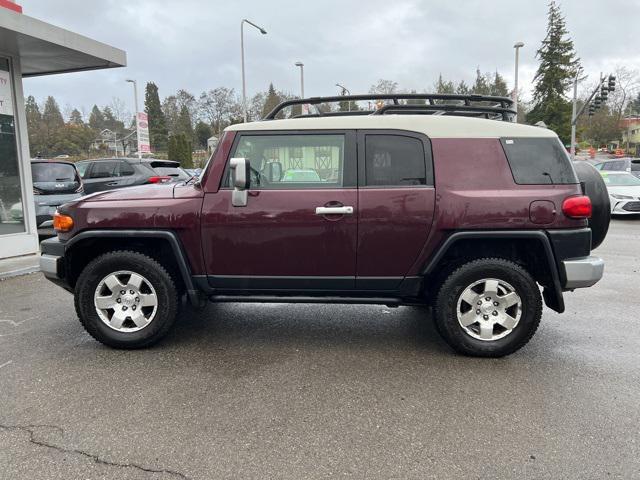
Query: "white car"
599 171 640 215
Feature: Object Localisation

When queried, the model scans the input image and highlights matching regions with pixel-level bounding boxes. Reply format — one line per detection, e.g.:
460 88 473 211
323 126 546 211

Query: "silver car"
599 171 640 215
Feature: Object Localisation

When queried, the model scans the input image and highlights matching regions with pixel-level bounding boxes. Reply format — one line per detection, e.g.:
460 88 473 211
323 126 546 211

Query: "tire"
573 161 610 249
433 258 542 357
74 250 179 349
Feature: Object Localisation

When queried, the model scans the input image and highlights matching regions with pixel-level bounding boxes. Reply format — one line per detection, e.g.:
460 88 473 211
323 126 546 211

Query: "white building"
0 1 126 259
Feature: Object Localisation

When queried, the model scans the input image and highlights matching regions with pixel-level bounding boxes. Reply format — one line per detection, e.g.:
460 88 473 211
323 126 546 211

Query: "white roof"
226 115 558 139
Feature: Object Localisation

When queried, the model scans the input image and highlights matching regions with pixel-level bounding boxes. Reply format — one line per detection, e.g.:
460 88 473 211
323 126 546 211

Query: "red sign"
0 1 23 13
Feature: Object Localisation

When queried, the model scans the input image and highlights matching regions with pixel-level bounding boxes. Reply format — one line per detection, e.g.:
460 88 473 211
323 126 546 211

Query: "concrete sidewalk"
0 253 40 280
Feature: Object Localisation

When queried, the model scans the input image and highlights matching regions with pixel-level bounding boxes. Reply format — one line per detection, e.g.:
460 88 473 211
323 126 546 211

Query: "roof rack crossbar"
263 93 516 122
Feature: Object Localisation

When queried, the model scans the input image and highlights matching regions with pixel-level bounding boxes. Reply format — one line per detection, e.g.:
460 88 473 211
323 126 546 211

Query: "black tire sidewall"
435 259 542 357
75 251 178 348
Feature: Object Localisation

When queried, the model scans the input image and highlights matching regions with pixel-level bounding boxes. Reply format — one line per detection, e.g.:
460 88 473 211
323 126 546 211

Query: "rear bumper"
561 256 605 289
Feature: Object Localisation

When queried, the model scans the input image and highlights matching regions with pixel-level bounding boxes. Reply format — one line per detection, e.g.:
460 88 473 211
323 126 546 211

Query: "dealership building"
0 0 125 261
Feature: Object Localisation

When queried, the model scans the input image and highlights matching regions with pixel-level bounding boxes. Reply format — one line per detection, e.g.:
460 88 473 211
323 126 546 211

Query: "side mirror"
229 157 250 207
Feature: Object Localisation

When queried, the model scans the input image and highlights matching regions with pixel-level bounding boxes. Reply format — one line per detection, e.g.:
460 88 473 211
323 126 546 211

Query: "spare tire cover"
572 161 610 250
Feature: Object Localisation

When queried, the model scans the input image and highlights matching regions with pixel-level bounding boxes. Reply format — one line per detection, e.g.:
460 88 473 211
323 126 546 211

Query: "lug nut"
485 297 491 301
120 290 125 295
492 311 498 316
116 298 121 303
483 314 489 320
477 301 482 305
135 297 140 303
132 306 136 311
476 309 481 314
130 290 134 294
122 306 128 311
493 301 499 306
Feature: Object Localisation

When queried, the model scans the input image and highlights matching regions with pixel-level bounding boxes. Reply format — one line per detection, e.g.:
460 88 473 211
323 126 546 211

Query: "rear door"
201 130 358 291
355 131 436 290
82 160 122 193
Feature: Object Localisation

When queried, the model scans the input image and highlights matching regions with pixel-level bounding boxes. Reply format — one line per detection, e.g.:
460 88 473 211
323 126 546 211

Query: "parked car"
184 168 202 177
75 158 190 194
593 157 640 178
40 93 610 357
599 171 640 215
10 160 84 234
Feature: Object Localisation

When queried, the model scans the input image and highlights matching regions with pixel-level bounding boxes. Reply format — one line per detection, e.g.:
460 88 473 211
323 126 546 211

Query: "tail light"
147 176 171 184
53 212 74 232
562 195 592 219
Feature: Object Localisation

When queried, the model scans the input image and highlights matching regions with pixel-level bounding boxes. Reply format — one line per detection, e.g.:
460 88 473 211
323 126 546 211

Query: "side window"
364 134 430 186
603 161 624 171
119 161 135 176
500 137 578 184
593 163 604 170
87 161 119 179
224 134 345 189
75 162 89 178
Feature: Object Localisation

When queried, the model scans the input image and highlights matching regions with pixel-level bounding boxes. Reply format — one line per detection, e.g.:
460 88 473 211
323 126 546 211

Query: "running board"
208 295 403 306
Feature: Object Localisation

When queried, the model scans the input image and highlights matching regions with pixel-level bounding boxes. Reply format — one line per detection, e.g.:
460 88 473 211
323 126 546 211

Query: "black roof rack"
263 93 516 122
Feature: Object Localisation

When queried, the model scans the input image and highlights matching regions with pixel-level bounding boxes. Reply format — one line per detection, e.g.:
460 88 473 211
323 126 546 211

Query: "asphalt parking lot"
1 219 639 480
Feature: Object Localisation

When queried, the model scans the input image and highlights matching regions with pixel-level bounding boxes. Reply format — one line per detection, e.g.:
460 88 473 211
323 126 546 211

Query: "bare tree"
199 87 237 134
369 79 398 95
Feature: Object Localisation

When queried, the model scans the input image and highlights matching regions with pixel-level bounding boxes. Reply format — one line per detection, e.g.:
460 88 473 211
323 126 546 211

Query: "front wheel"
434 258 542 357
74 251 179 349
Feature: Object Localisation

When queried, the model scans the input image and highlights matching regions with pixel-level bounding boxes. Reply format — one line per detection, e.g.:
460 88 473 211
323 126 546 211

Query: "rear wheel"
434 258 542 357
74 251 178 349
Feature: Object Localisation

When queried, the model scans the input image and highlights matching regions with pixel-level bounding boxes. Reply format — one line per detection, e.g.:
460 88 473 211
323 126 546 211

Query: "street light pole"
294 62 304 98
125 79 142 159
513 42 524 122
241 19 267 123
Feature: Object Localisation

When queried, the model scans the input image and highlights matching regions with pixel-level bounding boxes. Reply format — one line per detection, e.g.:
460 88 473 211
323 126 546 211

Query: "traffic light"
593 96 602 108
608 75 616 91
588 103 596 116
600 85 609 98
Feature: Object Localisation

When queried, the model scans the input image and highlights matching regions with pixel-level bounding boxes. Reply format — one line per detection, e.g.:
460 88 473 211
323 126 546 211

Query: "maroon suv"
40 94 609 357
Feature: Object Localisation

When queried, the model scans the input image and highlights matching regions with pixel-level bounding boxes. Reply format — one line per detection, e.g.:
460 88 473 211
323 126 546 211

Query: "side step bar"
208 295 404 306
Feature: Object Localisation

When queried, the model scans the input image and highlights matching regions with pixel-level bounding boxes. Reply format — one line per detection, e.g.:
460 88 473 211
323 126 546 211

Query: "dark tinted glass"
365 135 429 186
31 162 76 182
119 161 135 176
501 137 578 184
153 166 190 180
603 160 625 171
87 161 119 179
630 160 640 172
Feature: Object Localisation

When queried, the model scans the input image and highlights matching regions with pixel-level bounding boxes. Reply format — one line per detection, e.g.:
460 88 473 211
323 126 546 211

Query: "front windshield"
600 173 640 186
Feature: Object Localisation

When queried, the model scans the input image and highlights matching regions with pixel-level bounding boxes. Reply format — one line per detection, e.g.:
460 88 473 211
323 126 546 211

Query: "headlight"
610 193 634 200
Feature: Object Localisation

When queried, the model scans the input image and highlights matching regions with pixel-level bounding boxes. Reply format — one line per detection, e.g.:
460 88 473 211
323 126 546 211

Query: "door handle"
315 206 354 215
106 182 119 186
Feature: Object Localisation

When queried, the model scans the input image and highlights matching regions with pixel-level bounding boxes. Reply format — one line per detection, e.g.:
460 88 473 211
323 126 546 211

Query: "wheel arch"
64 230 200 305
420 230 565 313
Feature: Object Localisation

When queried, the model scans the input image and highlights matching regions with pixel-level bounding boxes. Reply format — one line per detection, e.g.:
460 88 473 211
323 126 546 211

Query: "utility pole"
513 42 524 121
126 79 142 159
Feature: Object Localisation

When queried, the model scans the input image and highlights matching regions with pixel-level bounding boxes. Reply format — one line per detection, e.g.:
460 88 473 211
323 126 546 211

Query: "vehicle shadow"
164 302 451 355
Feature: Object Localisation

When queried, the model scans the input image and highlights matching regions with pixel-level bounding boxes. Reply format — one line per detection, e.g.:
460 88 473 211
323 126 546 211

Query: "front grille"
622 201 640 212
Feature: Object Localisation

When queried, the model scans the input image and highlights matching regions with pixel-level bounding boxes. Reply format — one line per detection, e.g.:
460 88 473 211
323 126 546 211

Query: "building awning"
0 8 126 77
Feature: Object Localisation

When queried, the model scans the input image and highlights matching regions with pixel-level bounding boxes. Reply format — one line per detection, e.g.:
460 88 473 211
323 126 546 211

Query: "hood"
607 185 640 199
82 183 177 202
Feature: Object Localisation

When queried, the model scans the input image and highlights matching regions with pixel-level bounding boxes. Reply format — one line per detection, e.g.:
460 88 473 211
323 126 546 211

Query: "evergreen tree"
435 74 455 94
472 68 491 95
489 72 509 97
527 1 581 142
25 96 41 131
69 108 84 125
261 83 282 118
42 96 64 132
176 104 193 139
194 121 212 149
144 82 168 151
89 105 105 131
456 81 470 95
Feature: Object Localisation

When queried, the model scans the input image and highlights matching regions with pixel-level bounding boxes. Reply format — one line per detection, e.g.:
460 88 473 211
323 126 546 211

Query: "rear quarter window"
500 137 578 185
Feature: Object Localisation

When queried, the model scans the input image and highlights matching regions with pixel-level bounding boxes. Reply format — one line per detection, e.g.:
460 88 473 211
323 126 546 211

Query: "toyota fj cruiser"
40 94 610 357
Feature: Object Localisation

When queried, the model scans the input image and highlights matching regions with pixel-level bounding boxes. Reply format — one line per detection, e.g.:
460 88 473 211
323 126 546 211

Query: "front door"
201 131 358 291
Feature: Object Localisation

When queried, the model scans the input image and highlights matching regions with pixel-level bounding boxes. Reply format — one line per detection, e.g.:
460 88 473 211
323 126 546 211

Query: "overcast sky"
20 0 640 119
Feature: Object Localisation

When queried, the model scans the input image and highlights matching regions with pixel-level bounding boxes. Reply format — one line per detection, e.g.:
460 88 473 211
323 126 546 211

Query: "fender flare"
65 229 201 306
421 230 565 313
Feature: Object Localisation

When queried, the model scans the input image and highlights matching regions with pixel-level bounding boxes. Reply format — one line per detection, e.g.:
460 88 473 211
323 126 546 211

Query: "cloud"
19 0 640 116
